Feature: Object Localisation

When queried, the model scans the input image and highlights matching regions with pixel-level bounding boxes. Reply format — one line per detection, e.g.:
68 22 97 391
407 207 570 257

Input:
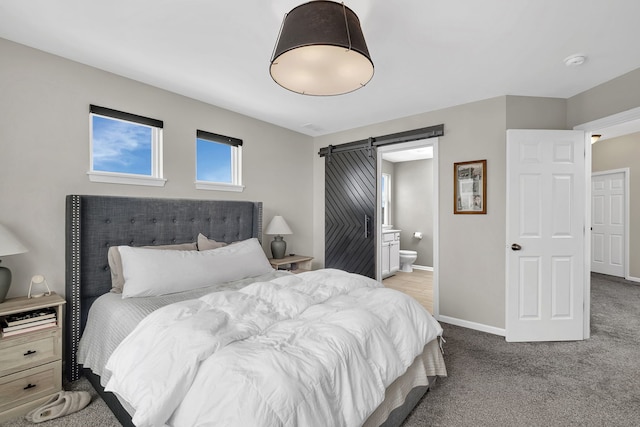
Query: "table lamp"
265 216 292 259
0 224 28 303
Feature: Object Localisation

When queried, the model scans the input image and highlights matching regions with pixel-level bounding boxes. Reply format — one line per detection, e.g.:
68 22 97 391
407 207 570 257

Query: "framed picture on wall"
454 159 487 214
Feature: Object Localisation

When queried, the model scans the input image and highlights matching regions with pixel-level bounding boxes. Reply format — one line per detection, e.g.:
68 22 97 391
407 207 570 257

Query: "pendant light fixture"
270 1 374 96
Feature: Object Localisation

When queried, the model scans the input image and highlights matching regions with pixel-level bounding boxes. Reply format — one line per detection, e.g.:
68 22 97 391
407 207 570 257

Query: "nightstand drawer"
0 330 61 377
0 361 62 413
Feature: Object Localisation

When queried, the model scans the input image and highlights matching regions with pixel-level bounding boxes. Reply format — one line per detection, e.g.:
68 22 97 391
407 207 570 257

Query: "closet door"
591 170 626 277
325 148 376 278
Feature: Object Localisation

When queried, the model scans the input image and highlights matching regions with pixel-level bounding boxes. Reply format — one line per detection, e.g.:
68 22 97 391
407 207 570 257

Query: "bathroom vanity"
381 229 400 278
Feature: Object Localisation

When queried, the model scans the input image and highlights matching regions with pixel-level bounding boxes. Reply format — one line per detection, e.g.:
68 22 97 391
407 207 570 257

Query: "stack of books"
0 307 57 338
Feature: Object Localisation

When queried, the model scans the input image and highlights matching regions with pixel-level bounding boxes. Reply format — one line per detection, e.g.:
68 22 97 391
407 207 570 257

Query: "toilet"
399 250 417 273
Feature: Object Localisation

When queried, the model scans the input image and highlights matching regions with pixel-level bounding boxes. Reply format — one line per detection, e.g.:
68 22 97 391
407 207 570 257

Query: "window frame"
381 173 392 226
195 130 244 192
88 105 166 187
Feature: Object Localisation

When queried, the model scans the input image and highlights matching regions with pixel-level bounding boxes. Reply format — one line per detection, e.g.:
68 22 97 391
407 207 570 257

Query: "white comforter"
104 269 443 427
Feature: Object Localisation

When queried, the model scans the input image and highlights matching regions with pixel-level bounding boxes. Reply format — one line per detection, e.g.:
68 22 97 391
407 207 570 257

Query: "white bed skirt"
364 339 447 426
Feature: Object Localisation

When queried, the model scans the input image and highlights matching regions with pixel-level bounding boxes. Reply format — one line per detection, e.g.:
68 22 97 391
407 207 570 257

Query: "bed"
65 195 446 427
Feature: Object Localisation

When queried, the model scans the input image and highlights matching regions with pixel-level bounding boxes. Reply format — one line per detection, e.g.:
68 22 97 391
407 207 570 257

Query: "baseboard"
411 265 433 271
437 315 506 337
626 275 640 283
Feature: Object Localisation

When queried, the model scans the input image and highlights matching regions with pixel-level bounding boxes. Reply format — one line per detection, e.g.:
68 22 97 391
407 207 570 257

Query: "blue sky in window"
197 139 232 183
92 116 152 175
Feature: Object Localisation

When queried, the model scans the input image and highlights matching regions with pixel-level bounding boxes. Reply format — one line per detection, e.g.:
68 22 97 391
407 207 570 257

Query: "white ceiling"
2 1 640 137
382 146 433 163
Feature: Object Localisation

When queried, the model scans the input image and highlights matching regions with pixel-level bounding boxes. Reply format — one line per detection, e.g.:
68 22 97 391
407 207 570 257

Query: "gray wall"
592 132 640 279
394 159 433 267
314 95 574 330
506 96 567 129
567 68 640 129
567 67 640 281
381 160 395 179
313 85 639 332
315 96 509 329
3 34 640 331
0 38 314 299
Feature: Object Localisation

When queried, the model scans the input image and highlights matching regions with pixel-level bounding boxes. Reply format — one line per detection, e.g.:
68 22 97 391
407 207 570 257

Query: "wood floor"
382 269 433 314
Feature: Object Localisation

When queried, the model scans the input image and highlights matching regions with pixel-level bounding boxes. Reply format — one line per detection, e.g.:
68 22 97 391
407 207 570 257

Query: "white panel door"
506 130 586 342
591 171 626 277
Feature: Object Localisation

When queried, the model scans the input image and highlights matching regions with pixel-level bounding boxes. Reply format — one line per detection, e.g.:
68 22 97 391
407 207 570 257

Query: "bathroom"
379 142 435 312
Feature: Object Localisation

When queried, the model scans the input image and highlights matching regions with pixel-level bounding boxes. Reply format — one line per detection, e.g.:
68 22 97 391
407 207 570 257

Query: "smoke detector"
564 54 587 67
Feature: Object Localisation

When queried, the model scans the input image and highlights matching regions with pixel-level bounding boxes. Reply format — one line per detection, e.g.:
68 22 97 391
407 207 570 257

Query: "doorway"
591 169 629 278
574 105 640 338
377 138 439 316
576 106 640 278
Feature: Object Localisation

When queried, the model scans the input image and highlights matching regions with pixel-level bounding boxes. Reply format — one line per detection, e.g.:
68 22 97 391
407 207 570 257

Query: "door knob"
511 243 522 251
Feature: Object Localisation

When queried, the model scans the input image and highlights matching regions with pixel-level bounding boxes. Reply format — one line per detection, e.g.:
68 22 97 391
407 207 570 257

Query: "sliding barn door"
325 148 376 278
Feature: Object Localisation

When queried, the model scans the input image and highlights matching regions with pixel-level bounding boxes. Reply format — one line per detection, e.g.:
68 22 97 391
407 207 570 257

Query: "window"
381 173 391 226
195 130 244 192
89 105 165 186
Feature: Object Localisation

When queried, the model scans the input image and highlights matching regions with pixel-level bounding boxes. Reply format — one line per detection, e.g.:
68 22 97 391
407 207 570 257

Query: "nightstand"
269 255 314 273
0 293 65 422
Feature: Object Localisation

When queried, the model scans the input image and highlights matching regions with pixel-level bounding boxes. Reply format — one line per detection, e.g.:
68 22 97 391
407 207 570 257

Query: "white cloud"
93 118 151 168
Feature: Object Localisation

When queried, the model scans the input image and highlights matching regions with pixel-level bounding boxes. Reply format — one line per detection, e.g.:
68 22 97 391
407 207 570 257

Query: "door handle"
511 243 522 251
364 215 370 238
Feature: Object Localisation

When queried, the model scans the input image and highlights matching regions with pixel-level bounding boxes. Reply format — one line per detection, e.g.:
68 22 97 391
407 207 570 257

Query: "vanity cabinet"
381 231 400 278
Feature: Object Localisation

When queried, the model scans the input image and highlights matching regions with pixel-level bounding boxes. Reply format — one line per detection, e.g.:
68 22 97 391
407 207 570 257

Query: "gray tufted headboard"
64 195 263 381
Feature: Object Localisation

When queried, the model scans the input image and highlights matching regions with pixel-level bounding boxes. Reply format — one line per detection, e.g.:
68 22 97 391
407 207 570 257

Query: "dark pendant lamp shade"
270 1 374 96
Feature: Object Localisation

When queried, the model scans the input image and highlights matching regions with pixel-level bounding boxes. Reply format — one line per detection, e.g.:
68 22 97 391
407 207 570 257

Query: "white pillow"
108 242 198 293
197 233 227 251
120 238 274 298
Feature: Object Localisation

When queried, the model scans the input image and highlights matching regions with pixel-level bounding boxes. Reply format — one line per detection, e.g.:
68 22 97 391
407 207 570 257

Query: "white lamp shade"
265 216 293 235
269 1 374 96
0 224 28 256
